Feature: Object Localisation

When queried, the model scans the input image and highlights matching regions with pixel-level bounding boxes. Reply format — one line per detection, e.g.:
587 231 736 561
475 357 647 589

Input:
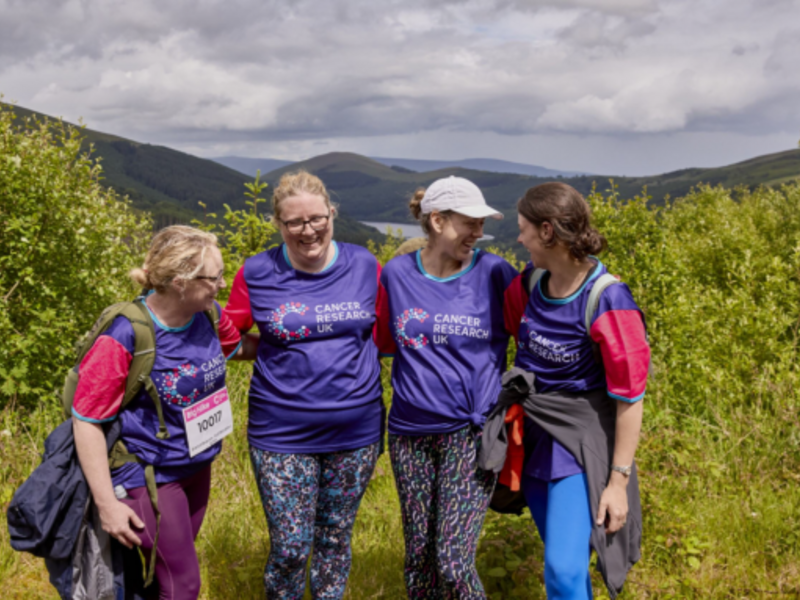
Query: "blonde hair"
272 170 332 220
129 226 219 292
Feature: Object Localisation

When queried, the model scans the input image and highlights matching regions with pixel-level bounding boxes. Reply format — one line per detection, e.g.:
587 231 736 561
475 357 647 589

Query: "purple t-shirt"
224 242 384 453
377 249 518 436
73 305 228 489
513 260 648 481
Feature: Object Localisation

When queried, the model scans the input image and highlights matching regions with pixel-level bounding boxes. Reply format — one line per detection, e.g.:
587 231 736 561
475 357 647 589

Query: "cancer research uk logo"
161 364 200 407
269 302 312 341
395 308 430 349
520 316 580 364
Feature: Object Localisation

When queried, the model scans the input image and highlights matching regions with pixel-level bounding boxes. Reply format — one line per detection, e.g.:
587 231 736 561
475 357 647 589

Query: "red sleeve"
503 274 528 342
224 265 254 333
373 263 397 356
590 310 650 402
218 309 243 358
71 336 132 423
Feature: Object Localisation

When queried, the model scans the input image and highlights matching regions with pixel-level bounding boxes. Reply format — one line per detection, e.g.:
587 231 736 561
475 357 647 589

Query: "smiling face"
431 211 485 263
181 245 225 313
278 191 334 269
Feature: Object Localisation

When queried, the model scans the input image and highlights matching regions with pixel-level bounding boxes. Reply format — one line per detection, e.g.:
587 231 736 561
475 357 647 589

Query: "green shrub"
193 173 278 302
0 104 151 410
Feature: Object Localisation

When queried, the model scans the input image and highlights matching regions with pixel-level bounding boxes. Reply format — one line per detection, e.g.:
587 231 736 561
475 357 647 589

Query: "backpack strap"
203 302 220 339
119 300 169 440
108 443 160 586
584 273 620 334
526 268 546 297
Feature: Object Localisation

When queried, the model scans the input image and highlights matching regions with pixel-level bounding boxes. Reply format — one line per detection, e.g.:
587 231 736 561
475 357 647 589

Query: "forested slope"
1 104 383 245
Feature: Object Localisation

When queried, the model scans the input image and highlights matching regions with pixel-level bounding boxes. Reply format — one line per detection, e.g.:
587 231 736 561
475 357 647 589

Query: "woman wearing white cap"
375 176 519 599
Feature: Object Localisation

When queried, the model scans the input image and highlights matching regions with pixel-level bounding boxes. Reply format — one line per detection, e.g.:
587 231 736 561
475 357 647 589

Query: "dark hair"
517 182 606 260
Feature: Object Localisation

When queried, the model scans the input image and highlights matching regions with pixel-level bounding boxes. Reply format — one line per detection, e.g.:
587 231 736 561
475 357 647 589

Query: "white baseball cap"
421 176 504 220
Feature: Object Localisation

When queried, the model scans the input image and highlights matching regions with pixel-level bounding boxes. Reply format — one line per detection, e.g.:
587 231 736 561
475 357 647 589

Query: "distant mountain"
211 156 294 178
2 104 383 246
260 150 800 250
370 157 586 178
8 103 798 252
211 154 585 178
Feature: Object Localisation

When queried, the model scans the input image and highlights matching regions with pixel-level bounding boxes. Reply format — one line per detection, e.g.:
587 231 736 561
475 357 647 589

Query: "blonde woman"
224 171 384 599
72 226 242 600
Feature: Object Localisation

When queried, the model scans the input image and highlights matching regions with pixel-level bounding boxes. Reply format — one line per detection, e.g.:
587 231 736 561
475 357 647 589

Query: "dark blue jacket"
7 419 147 599
8 419 88 559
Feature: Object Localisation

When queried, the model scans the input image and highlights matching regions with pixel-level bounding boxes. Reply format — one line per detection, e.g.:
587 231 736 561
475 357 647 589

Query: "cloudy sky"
2 0 799 175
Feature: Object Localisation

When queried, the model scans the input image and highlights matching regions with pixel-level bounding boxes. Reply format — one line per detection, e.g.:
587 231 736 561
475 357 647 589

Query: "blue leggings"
249 443 379 600
523 473 594 600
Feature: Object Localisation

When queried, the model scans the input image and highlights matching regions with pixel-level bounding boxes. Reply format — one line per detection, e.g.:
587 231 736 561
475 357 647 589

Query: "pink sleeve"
218 309 243 357
373 264 397 356
224 266 254 333
71 336 132 423
503 274 528 342
590 310 650 402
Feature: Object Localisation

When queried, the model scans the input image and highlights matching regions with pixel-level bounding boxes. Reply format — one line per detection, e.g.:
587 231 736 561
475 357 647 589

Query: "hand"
596 480 629 534
97 500 144 548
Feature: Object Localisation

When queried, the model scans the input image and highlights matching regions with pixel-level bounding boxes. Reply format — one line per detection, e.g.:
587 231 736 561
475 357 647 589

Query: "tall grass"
3 362 798 598
3 185 800 598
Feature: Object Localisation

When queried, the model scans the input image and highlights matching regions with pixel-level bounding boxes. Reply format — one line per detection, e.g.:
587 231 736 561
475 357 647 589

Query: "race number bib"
182 387 234 457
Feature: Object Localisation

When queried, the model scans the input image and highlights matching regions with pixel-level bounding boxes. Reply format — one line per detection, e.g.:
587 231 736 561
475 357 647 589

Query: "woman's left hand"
596 479 629 534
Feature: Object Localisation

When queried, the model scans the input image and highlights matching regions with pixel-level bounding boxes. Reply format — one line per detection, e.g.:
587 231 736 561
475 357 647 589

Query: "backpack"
488 268 620 515
9 297 220 590
527 267 621 348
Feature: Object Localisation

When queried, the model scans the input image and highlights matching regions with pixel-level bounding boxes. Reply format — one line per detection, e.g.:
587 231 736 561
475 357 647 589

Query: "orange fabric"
498 404 525 491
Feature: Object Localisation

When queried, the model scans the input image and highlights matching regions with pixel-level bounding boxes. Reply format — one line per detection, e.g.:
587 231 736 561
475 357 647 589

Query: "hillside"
1 103 383 245
614 148 800 201
370 156 585 178
6 102 798 250
261 149 800 248
212 156 294 177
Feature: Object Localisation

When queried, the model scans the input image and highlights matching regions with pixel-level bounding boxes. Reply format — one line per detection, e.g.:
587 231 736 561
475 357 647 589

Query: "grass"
2 367 800 599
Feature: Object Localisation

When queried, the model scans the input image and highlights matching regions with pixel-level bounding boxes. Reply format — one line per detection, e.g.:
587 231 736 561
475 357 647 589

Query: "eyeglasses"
279 214 331 235
193 270 225 285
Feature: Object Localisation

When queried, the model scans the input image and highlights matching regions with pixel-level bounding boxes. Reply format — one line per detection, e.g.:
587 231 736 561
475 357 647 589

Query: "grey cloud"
1 0 798 148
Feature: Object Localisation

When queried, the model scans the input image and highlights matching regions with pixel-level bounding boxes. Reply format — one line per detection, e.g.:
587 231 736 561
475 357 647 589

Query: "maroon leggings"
122 465 211 600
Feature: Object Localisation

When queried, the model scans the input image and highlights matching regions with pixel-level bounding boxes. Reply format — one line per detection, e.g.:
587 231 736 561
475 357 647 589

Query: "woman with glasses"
375 176 519 599
72 226 243 600
223 170 384 599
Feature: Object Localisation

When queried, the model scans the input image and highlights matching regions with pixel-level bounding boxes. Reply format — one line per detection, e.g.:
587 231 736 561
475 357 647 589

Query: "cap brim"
451 205 504 220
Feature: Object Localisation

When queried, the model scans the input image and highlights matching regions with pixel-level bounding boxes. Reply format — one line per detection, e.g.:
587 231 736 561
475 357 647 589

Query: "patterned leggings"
249 443 379 600
389 427 497 600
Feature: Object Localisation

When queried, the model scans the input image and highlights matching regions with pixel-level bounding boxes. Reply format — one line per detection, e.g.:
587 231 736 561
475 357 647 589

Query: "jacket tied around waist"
478 366 642 599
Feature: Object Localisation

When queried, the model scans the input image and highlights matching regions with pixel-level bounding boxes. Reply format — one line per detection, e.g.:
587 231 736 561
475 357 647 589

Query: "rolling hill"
259 149 800 249
6 101 799 251
1 103 383 245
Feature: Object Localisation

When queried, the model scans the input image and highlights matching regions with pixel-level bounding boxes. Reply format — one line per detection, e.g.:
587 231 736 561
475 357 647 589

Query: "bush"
193 174 278 302
0 103 151 410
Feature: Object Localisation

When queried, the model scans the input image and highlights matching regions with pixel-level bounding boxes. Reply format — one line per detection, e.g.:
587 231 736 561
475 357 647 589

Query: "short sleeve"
216 302 243 358
224 266 254 333
504 263 533 341
589 283 650 403
71 317 135 423
374 266 397 357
